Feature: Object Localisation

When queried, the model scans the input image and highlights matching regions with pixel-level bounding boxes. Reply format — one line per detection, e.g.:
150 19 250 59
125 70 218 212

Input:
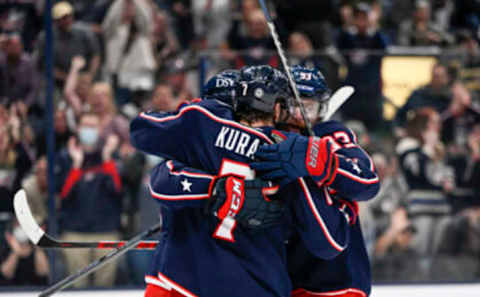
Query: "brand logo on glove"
214 177 245 242
308 137 321 168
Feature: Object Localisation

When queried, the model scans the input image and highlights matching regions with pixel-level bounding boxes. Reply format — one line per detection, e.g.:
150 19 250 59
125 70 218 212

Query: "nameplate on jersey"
215 126 261 159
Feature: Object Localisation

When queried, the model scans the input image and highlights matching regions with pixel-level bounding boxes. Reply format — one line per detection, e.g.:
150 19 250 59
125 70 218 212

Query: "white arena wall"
1 284 480 297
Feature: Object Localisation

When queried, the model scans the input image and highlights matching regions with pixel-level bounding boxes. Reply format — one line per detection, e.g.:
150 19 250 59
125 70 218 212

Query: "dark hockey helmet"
235 65 291 114
291 65 331 121
202 69 241 107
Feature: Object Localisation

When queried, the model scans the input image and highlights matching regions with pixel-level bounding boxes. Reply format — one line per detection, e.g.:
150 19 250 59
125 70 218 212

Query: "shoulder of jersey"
180 98 231 114
313 121 355 141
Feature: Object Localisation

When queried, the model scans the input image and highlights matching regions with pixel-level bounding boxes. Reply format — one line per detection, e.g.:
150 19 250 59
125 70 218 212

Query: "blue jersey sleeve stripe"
337 168 379 184
298 178 347 252
166 161 214 180
140 105 273 144
148 184 209 201
157 272 198 297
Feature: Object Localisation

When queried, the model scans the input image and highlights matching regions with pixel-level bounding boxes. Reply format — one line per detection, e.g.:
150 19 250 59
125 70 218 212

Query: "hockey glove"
251 133 338 188
205 175 285 235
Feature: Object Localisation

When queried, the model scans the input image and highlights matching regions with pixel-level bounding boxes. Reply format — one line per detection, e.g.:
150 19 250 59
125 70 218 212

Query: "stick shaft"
39 223 162 297
258 0 314 136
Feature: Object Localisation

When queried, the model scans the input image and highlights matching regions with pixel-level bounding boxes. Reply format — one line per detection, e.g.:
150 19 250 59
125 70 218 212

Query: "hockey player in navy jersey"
251 66 380 297
169 66 380 296
130 66 356 297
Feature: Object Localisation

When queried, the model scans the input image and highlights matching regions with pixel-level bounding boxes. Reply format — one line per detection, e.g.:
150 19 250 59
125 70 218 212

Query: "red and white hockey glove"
251 132 338 188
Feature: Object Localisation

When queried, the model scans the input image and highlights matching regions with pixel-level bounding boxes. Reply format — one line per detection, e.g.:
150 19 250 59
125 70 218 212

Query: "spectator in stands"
88 82 130 146
0 219 49 286
395 63 452 132
102 0 156 106
168 0 194 49
21 156 48 226
0 104 32 214
275 0 335 49
288 32 341 89
152 10 179 71
225 9 278 68
446 124 480 213
63 56 92 117
0 33 38 108
57 112 122 288
337 2 389 132
35 1 100 88
367 152 408 237
441 81 480 148
397 0 454 47
0 1 43 52
148 83 178 112
433 206 480 281
191 0 231 50
36 108 74 156
396 107 454 274
454 30 480 96
158 55 194 103
372 207 422 282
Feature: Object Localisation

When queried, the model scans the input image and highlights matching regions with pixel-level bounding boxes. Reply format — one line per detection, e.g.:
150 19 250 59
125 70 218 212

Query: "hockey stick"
258 0 354 129
14 189 159 249
323 86 355 121
258 0 315 136
39 221 162 297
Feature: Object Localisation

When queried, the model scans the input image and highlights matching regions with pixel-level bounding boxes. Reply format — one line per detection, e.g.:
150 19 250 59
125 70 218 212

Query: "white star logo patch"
347 159 362 174
181 179 192 192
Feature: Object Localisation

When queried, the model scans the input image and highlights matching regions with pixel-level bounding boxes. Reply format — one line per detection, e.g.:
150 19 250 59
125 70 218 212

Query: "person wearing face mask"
396 107 454 277
56 112 123 288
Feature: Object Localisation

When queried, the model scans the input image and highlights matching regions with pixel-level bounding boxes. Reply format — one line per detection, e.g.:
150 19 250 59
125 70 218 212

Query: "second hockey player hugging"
130 65 379 297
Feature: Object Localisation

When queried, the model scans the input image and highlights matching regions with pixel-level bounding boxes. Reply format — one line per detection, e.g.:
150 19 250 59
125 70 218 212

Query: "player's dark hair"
234 97 288 125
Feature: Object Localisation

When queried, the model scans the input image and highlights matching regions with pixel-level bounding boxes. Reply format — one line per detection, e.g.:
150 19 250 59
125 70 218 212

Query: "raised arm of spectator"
103 0 152 36
132 0 153 35
374 208 409 258
63 56 86 116
33 248 49 279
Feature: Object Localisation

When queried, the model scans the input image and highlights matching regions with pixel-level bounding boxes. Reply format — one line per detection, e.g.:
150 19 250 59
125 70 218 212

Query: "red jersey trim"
157 272 198 297
139 105 273 145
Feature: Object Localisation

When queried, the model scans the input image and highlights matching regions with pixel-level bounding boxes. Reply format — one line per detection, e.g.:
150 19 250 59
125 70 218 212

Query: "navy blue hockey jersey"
287 122 379 297
130 100 352 297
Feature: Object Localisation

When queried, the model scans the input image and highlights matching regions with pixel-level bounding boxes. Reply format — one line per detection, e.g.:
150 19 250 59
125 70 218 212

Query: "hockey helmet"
234 65 291 114
291 65 331 121
202 69 241 107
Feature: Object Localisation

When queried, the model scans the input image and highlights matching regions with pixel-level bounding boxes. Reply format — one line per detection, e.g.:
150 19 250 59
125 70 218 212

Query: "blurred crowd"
0 0 480 288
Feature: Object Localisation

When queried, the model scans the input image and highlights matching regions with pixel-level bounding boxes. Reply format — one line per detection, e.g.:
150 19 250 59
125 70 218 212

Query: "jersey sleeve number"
324 131 356 151
213 159 254 242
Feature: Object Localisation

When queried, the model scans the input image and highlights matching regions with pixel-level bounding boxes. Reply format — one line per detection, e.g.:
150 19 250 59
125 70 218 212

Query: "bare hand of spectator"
425 31 441 43
122 1 136 24
8 105 21 143
119 142 135 159
5 232 32 258
102 134 120 161
468 126 480 160
68 137 84 168
15 102 28 120
390 208 409 234
71 56 86 71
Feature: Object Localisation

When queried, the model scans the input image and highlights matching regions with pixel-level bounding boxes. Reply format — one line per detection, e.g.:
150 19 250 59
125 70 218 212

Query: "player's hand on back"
251 132 337 188
205 175 285 230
